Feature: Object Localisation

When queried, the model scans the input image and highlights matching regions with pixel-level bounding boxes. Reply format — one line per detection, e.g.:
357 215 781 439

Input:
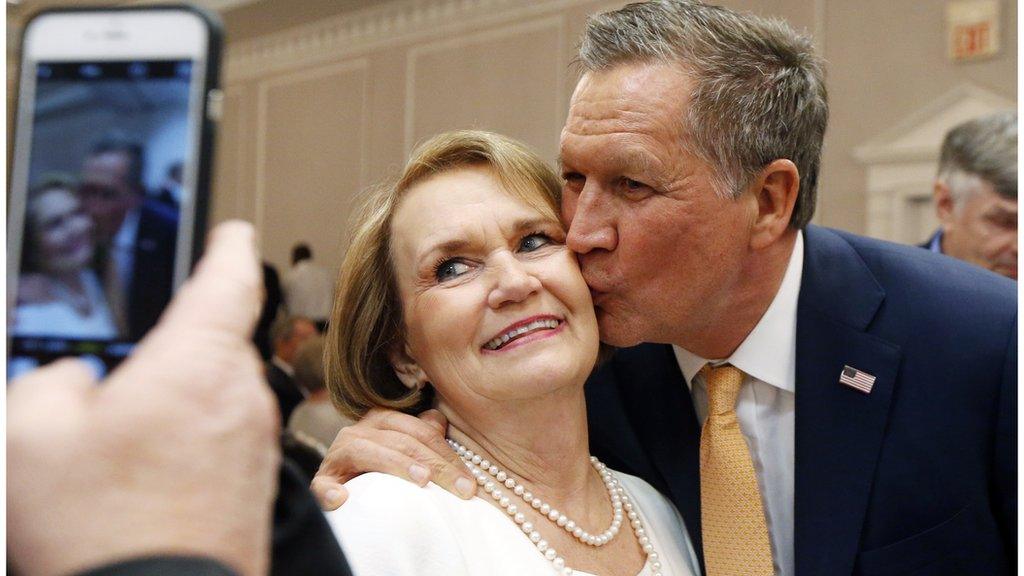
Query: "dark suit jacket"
586 225 1016 576
267 363 305 423
127 201 179 340
256 263 284 360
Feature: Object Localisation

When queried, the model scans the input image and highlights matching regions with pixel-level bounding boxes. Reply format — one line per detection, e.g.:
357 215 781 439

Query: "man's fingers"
418 409 448 433
310 477 349 511
8 359 98 431
8 358 98 400
366 407 449 448
361 408 475 495
372 429 476 499
157 220 262 337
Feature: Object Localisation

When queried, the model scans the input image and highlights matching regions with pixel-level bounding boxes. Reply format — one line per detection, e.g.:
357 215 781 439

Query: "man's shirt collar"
114 206 142 250
927 230 944 254
271 355 295 377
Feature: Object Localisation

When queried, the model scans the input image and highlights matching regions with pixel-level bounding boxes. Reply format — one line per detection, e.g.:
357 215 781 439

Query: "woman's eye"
519 233 552 253
435 259 470 282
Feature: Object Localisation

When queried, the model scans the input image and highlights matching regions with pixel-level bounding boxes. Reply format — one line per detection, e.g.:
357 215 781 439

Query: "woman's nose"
486 254 542 309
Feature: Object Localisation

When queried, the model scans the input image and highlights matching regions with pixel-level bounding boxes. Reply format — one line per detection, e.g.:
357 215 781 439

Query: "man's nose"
564 186 617 255
486 253 542 309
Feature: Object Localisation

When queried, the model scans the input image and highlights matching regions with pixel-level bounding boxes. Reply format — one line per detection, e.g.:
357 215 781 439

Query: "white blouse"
13 270 119 340
327 470 700 576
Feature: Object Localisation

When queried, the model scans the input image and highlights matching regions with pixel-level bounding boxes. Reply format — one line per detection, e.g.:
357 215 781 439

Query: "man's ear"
934 180 956 224
388 342 429 391
748 159 800 250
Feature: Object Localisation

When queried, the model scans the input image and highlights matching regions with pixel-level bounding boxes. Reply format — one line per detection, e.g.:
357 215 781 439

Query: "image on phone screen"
9 59 197 379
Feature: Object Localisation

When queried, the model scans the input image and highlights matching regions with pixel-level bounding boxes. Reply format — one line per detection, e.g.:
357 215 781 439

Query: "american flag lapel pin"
839 365 876 394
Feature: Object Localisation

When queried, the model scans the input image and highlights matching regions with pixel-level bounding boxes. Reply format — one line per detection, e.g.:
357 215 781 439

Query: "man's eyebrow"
557 150 652 174
623 150 652 174
988 207 1018 220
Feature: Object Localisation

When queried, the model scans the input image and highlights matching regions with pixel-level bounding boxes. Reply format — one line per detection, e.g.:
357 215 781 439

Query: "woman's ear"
388 342 429 390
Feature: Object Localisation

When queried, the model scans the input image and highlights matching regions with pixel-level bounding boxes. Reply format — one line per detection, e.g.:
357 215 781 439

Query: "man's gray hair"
293 336 326 394
937 111 1017 202
577 0 828 228
89 131 147 194
270 314 313 344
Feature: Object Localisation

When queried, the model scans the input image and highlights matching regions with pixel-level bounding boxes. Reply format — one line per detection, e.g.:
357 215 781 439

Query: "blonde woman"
325 131 699 576
14 178 119 339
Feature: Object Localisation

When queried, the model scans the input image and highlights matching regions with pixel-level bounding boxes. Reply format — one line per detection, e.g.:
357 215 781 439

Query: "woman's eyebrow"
414 216 558 266
510 216 558 234
415 238 471 267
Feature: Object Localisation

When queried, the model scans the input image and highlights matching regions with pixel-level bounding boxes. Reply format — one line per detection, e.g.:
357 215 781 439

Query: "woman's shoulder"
611 470 669 504
325 473 474 575
611 470 685 530
329 472 446 521
610 469 702 576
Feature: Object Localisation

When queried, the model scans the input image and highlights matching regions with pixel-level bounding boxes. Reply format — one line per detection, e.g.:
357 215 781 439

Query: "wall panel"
256 61 369 272
405 16 566 163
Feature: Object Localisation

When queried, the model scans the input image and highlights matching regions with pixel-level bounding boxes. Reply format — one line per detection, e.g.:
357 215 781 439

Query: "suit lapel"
795 227 902 576
614 344 704 566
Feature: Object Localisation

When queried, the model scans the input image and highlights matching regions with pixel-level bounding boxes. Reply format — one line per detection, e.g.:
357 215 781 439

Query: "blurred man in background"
79 134 179 336
283 242 333 331
926 111 1017 279
267 314 318 421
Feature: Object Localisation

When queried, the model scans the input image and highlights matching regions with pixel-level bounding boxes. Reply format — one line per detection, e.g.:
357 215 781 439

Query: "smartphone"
7 6 222 379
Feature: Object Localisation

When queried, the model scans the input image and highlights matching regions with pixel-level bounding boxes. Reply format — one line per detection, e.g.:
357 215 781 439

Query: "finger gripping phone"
8 6 222 378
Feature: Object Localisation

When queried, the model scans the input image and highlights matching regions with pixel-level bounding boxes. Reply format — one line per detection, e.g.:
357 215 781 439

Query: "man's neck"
678 230 799 359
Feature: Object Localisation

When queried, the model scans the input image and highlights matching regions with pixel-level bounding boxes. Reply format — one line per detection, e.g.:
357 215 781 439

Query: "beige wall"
210 0 1017 274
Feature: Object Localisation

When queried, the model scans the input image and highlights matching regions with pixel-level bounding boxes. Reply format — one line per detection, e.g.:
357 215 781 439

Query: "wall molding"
403 14 567 154
854 82 1014 164
225 0 606 83
853 82 1014 243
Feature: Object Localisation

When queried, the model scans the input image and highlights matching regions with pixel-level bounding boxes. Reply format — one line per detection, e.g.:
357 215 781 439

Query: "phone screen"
8 57 202 379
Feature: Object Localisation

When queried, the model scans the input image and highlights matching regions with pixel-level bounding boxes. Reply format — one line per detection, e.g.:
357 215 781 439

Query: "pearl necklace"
447 438 665 576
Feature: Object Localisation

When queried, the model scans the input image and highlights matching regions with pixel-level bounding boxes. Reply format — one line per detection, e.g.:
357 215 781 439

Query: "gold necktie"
700 364 774 576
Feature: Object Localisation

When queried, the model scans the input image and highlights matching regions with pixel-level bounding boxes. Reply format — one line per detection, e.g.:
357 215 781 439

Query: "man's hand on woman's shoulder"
311 407 478 510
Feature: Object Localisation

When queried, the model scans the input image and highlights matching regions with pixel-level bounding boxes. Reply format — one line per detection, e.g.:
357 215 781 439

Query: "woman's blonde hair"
325 130 563 419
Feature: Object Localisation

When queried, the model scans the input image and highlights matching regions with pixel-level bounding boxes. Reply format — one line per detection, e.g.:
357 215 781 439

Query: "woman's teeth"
484 319 560 350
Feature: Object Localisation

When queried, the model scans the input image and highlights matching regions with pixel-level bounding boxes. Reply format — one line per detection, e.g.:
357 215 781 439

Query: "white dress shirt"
111 207 141 295
672 231 802 576
283 260 334 321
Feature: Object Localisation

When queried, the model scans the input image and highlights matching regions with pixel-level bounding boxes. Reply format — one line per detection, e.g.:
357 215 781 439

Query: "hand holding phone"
8 7 222 378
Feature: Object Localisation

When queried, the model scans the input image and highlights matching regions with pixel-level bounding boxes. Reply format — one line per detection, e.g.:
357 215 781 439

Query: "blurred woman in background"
13 177 119 339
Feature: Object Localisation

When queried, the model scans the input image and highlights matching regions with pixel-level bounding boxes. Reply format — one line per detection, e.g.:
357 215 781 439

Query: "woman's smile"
481 315 565 353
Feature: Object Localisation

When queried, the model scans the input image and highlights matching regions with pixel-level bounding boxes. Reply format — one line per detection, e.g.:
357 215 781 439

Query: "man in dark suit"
922 111 1017 279
311 2 1015 575
79 136 179 340
267 315 318 422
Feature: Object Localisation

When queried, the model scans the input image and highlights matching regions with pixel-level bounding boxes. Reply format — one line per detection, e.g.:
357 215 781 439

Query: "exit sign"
947 0 1001 61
